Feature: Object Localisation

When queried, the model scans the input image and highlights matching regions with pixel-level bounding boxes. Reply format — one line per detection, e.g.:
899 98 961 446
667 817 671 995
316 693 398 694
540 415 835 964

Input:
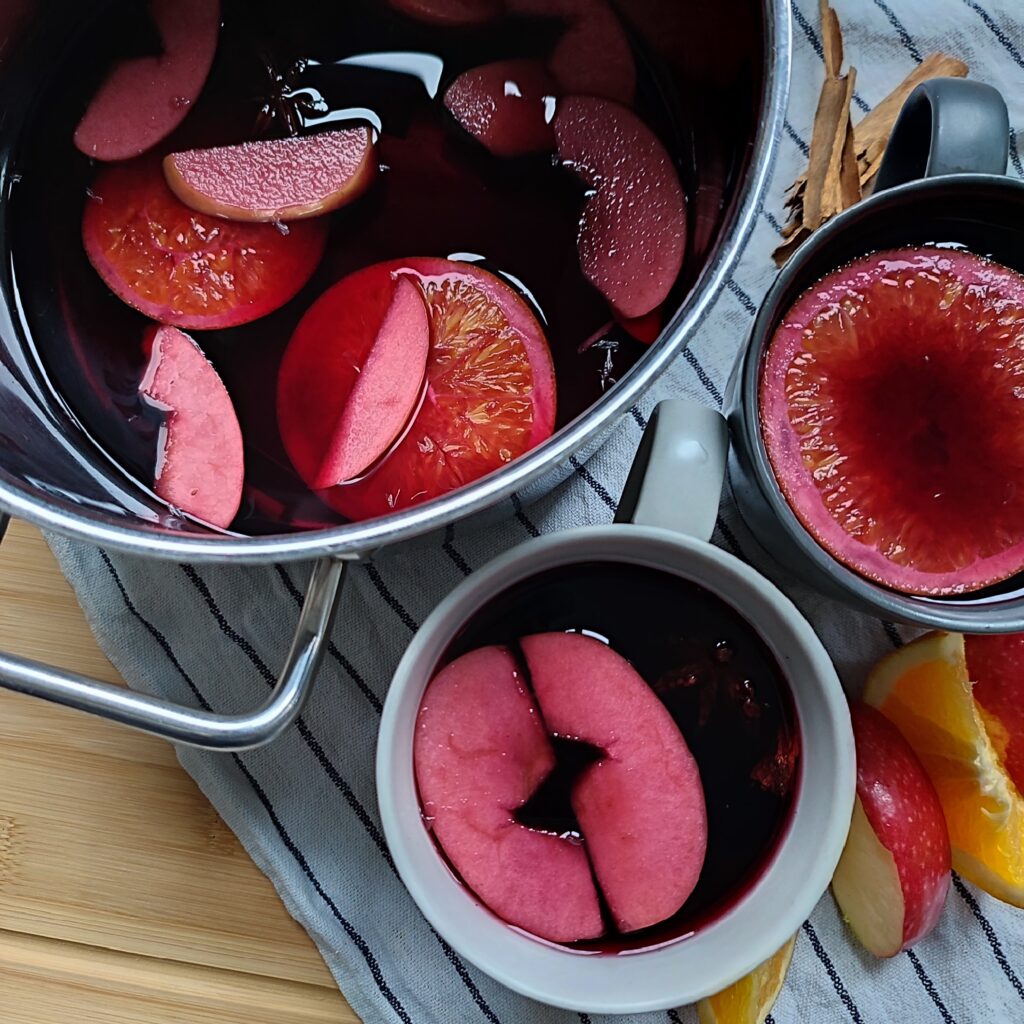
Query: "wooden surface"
0 519 358 1024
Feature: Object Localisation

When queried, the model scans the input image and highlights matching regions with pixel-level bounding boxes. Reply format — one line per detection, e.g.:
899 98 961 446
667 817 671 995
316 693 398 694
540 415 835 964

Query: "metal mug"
726 77 1024 632
0 0 792 747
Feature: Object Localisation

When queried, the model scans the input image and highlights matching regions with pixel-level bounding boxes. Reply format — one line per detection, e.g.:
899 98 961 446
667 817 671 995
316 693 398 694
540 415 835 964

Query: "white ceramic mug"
377 400 855 1015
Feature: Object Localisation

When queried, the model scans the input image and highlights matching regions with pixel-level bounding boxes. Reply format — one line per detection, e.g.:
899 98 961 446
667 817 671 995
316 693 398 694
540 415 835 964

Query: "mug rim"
376 524 854 1014
735 172 1024 632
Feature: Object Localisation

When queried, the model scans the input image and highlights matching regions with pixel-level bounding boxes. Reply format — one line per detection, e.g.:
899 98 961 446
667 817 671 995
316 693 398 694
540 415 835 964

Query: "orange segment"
696 934 796 1024
864 632 1024 907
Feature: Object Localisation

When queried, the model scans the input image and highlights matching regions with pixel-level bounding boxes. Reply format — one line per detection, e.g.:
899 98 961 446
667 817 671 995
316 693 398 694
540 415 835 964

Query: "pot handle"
874 78 1009 191
615 400 728 542
0 513 346 751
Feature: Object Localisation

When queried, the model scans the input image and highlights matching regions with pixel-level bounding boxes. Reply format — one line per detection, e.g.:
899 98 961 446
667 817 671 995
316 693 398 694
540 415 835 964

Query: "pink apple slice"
314 276 430 488
74 0 220 162
555 96 686 319
388 0 503 25
164 127 378 223
414 645 605 943
507 0 635 105
140 325 244 529
831 703 951 957
522 632 707 933
444 59 558 158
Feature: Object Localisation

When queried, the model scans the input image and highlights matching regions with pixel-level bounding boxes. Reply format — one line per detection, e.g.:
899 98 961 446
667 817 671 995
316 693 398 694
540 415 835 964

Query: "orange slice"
864 632 1024 907
696 934 796 1024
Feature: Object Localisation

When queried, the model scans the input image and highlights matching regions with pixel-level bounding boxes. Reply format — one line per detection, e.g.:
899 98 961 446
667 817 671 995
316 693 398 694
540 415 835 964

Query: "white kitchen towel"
46 2 1024 1021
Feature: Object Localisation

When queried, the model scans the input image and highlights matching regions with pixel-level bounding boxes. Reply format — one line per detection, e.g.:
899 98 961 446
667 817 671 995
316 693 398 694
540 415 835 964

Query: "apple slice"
388 0 503 25
554 96 686 319
444 59 558 158
164 127 377 223
74 0 220 162
521 632 707 933
140 325 244 529
314 276 430 488
831 703 951 957
414 645 605 943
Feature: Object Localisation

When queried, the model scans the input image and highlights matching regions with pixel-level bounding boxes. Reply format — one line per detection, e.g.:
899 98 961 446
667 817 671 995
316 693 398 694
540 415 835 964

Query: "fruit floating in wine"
13 0 716 533
760 246 1024 596
413 562 800 950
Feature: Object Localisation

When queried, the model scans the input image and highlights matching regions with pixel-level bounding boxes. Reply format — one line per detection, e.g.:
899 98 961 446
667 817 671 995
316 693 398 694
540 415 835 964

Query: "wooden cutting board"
0 519 359 1024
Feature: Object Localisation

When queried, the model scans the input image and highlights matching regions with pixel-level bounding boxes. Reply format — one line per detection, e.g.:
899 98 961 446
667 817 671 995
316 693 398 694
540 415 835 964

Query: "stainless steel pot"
0 0 791 748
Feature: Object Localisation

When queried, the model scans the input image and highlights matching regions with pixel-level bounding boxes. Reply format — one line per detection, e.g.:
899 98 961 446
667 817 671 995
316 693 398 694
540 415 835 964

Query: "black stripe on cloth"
870 0 923 63
905 948 957 1024
1009 127 1024 177
882 621 903 649
789 0 870 113
98 552 415 1024
511 493 541 538
179 565 506 1024
784 119 811 157
577 1015 592 1024
726 278 758 316
179 565 395 862
630 405 649 431
666 1011 683 1023
802 920 865 1024
443 524 473 578
961 0 1024 69
683 349 724 407
764 208 786 235
365 563 419 634
569 454 618 513
951 874 1024 1002
274 564 383 714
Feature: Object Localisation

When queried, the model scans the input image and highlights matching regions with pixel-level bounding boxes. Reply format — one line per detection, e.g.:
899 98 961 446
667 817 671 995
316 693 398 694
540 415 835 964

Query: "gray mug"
726 78 1024 632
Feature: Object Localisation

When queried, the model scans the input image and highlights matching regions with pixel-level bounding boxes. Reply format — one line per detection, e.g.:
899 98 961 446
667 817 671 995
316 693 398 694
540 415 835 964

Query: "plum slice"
555 96 686 319
761 247 1024 595
83 157 326 330
444 59 558 158
507 0 635 105
414 645 605 943
388 0 503 26
314 276 430 489
140 325 243 528
278 258 556 522
164 127 377 223
522 632 707 934
74 0 220 162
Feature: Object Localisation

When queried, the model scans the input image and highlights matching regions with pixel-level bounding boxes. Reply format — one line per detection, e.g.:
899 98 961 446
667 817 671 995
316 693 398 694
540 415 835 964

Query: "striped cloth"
50 2 1024 1021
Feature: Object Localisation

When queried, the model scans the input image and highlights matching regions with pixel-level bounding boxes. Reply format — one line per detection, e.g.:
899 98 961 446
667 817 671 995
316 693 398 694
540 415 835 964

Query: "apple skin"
832 703 951 957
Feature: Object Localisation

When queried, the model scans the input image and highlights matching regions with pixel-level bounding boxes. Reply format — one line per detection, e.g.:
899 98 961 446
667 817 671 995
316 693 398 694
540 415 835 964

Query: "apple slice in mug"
831 702 951 957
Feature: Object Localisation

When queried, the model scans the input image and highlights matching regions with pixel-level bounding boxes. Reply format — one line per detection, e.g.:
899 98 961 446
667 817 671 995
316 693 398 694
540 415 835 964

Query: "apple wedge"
522 632 707 933
831 703 951 957
445 59 558 158
140 325 244 529
414 645 604 944
164 127 377 223
314 276 430 488
554 96 686 319
74 0 219 161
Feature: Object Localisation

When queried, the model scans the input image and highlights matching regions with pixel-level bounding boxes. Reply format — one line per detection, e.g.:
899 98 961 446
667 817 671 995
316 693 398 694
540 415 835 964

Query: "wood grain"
0 519 358 1023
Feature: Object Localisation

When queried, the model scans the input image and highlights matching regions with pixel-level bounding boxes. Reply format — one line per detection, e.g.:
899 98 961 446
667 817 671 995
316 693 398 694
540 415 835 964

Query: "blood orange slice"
277 258 556 521
83 157 327 330
761 247 1024 596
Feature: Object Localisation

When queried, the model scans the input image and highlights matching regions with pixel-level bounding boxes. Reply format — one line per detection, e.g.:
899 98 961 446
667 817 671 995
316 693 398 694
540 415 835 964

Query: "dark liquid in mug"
438 561 801 953
6 0 761 534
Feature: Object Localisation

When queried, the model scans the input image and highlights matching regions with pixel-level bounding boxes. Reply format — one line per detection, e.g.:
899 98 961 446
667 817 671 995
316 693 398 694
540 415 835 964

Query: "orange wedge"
864 631 1024 907
696 934 796 1024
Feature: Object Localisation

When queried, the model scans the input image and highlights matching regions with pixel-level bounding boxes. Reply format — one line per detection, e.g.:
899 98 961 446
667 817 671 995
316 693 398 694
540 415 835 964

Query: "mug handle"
874 78 1009 191
615 400 728 542
0 513 346 750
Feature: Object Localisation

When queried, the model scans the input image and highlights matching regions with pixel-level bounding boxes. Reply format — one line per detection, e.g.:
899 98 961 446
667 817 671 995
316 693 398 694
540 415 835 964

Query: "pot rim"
0 3 792 564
